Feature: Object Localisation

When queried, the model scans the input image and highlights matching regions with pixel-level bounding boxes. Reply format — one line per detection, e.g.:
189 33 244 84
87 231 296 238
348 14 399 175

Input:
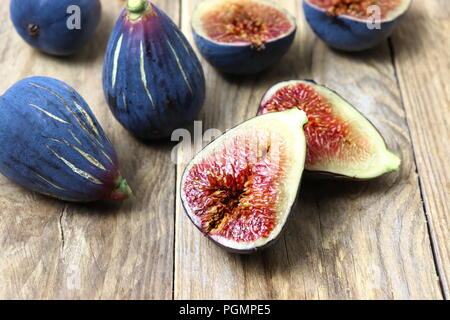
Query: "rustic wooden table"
0 0 448 300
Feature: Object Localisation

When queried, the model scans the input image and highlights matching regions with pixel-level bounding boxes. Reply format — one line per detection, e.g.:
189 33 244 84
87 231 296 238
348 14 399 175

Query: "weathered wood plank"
391 0 450 298
0 0 177 299
174 0 442 299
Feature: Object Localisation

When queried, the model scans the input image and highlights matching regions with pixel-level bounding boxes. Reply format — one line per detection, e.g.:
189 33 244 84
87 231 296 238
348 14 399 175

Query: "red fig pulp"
199 0 294 47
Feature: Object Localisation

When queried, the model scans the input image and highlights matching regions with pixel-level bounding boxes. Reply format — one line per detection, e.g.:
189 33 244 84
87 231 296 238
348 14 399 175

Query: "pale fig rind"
303 0 412 51
259 80 401 180
0 77 131 202
103 0 205 139
181 109 308 253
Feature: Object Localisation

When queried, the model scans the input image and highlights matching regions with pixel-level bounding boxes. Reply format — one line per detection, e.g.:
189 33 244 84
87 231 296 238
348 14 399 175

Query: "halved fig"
181 109 308 253
303 0 412 51
258 80 400 179
192 0 296 75
307 0 408 19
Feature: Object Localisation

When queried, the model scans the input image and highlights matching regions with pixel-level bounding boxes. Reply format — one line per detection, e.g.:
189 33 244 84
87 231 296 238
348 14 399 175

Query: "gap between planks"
388 38 448 300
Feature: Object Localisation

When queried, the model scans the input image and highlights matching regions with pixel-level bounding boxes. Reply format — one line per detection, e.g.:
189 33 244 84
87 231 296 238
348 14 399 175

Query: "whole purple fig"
103 0 205 140
0 77 132 202
10 0 101 56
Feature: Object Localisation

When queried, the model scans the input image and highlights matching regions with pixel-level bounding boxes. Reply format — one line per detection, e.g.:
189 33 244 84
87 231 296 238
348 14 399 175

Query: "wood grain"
174 0 443 299
0 0 177 299
0 0 447 300
391 0 450 298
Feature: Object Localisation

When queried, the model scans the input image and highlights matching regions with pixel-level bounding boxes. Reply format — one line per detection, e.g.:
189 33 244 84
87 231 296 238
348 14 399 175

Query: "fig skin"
303 0 412 51
258 80 401 180
103 0 205 140
0 77 132 202
181 109 308 253
10 0 101 56
191 0 297 75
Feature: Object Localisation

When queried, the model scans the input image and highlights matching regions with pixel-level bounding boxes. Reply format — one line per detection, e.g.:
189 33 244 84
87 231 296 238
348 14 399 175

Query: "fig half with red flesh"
181 109 308 253
192 0 296 75
258 81 400 179
309 0 403 19
303 0 412 51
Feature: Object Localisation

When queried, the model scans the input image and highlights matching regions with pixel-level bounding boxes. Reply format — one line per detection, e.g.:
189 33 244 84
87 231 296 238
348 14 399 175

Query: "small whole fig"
10 0 101 56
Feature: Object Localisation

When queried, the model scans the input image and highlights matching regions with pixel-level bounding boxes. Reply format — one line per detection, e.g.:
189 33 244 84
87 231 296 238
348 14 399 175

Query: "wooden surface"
0 0 448 300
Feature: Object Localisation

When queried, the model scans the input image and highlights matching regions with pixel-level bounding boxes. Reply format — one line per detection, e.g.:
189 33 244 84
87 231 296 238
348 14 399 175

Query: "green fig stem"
110 176 133 201
127 0 151 21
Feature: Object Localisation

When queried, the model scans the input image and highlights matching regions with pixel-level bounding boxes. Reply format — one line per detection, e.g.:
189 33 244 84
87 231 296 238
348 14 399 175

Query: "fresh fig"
0 77 132 202
258 80 400 180
10 0 101 56
303 0 412 51
192 0 297 75
181 109 308 253
103 0 205 140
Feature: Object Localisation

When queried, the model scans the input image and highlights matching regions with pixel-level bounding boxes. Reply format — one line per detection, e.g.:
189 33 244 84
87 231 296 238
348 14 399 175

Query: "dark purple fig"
258 80 401 179
0 77 132 202
103 0 205 140
10 0 101 56
191 0 297 75
181 109 308 253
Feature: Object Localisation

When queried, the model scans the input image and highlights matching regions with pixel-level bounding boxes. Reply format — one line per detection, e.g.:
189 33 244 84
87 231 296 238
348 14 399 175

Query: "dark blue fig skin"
10 0 101 56
303 0 411 52
0 77 130 202
193 30 296 75
103 2 206 140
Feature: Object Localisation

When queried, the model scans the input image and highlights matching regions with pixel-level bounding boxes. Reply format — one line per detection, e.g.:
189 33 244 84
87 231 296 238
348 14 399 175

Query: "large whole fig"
10 0 101 56
0 77 132 202
103 0 205 139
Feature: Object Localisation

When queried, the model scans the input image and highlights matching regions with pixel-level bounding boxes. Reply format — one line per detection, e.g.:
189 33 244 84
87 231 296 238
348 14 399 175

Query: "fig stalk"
110 176 133 201
127 0 150 21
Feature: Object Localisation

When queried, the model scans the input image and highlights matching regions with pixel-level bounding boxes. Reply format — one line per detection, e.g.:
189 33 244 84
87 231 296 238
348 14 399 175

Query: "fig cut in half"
192 0 296 74
258 80 401 180
181 109 308 253
307 0 409 20
303 0 412 51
